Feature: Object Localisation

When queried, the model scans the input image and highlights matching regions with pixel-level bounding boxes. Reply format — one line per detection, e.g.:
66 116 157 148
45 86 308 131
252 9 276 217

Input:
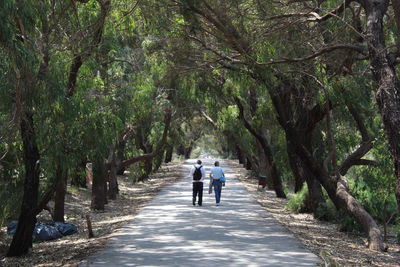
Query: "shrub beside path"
79 159 321 266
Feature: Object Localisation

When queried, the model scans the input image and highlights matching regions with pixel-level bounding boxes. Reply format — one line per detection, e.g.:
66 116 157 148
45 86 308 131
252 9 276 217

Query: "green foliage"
285 183 309 213
1 0 399 246
346 130 397 223
315 198 337 222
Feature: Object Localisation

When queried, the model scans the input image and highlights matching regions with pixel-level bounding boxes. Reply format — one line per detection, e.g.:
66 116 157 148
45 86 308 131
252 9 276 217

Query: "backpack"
193 165 202 181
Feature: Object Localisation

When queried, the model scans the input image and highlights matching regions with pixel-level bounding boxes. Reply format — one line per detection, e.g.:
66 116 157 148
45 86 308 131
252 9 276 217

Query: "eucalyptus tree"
0 0 113 255
0 0 71 256
145 0 395 250
360 0 400 215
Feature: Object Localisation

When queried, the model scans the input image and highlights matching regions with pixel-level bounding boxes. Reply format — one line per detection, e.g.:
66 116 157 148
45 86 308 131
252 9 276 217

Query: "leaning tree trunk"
363 0 400 213
7 112 40 256
235 97 286 198
91 159 107 210
288 127 384 251
265 73 384 250
254 132 285 197
53 166 68 222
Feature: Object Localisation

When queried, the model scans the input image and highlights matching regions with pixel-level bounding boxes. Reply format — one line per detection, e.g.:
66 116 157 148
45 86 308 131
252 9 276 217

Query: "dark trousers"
192 182 203 205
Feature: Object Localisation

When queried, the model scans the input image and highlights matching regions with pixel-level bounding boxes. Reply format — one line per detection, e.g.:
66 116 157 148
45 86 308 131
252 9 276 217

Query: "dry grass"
225 160 400 267
0 161 185 267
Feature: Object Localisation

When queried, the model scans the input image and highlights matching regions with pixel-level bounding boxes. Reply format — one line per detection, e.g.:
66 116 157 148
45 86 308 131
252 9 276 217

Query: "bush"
285 184 309 213
0 179 23 228
315 198 337 222
337 210 364 233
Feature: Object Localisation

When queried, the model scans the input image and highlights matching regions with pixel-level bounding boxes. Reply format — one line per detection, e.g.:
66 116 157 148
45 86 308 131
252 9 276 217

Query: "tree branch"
121 110 172 168
66 0 111 98
257 44 367 65
339 141 373 175
346 101 370 141
339 101 374 175
197 109 217 128
301 100 333 133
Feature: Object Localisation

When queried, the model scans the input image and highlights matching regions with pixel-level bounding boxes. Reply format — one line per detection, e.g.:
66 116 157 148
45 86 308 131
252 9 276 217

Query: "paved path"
80 159 321 266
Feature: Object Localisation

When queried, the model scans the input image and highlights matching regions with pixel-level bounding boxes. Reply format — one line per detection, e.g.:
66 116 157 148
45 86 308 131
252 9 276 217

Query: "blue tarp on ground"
6 221 78 241
34 223 63 240
54 222 78 236
6 221 18 235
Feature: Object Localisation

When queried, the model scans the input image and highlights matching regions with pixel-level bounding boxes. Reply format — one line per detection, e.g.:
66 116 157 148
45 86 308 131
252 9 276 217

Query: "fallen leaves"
0 161 185 267
228 160 400 267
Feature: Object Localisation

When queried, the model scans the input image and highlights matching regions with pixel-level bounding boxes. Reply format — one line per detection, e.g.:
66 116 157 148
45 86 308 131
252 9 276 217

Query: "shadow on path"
80 159 321 266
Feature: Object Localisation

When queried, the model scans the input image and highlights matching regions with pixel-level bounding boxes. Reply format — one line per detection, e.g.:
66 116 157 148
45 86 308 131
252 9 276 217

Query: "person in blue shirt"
209 161 225 206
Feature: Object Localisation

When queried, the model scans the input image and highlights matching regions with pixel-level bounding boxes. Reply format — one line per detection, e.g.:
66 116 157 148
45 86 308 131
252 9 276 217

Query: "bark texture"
53 166 68 222
7 113 40 256
108 152 118 200
91 159 107 210
235 97 286 198
363 0 400 215
164 144 174 163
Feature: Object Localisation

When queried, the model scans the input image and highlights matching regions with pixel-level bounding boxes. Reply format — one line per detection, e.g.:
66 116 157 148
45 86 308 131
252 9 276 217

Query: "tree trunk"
164 144 173 163
7 112 40 256
288 128 384 251
154 150 164 171
364 0 400 214
108 152 118 200
143 159 153 180
184 147 192 159
264 154 286 198
287 141 305 193
53 166 68 222
245 157 252 170
236 145 245 164
235 97 286 198
115 139 126 175
287 137 324 213
138 144 153 182
256 137 285 197
265 74 384 250
91 159 107 210
104 173 108 205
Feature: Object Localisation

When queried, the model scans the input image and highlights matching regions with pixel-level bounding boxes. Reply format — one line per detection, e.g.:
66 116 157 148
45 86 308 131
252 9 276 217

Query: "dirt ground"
224 160 400 267
0 161 185 267
1 159 400 266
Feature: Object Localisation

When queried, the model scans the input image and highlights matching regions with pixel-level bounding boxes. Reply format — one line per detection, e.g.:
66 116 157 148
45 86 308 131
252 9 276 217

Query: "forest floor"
226 160 400 267
0 159 399 266
0 161 185 267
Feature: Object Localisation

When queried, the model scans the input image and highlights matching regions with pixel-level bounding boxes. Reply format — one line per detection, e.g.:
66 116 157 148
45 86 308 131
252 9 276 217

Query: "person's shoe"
216 203 220 206
198 204 202 206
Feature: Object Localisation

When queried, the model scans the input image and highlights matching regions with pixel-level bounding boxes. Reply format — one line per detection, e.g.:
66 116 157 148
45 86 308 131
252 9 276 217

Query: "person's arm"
200 166 206 182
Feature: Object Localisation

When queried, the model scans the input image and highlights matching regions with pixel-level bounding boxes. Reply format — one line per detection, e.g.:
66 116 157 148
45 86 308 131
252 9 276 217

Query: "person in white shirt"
210 161 225 206
189 160 206 206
